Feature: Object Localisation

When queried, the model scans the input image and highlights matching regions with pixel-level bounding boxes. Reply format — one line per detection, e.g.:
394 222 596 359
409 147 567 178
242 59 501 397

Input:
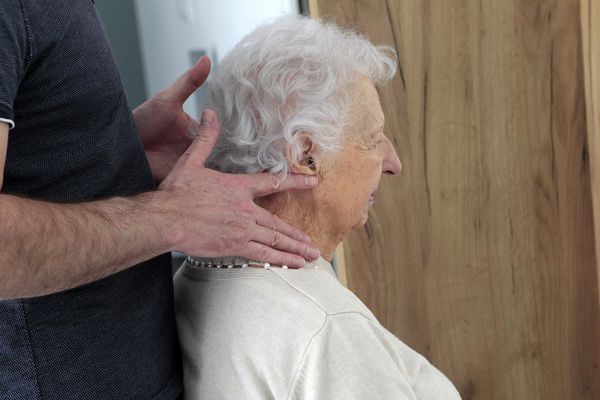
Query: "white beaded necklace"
185 255 289 270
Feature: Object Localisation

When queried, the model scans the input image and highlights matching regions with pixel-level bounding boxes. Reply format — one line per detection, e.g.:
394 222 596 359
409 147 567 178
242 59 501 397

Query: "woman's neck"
256 192 342 262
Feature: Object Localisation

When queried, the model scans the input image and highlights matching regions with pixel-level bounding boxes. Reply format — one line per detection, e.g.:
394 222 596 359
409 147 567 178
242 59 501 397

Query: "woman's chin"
359 210 370 226
362 199 375 222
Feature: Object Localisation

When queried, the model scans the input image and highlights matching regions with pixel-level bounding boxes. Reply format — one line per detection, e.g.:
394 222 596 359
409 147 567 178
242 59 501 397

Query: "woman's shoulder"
174 264 348 399
173 263 335 337
269 264 377 319
175 258 376 320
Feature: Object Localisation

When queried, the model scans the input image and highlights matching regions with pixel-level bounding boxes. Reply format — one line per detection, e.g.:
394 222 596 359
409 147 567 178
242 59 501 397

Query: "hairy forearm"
0 192 176 299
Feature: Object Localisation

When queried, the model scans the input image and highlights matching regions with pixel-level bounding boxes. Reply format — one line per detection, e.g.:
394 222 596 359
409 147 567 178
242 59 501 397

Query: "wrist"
141 189 182 253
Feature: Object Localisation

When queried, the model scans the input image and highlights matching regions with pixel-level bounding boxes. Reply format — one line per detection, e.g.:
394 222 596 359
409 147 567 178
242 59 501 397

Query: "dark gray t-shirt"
0 1 182 399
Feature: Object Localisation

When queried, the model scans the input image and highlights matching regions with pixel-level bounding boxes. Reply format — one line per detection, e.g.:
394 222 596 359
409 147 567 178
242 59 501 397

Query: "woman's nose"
382 137 402 175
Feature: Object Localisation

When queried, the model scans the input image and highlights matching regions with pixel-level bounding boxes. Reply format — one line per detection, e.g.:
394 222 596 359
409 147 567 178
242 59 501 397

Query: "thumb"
184 109 221 167
167 56 211 104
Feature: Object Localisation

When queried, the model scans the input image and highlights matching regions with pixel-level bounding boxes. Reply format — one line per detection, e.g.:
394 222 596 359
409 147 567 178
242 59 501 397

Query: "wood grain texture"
310 1 600 399
581 0 600 309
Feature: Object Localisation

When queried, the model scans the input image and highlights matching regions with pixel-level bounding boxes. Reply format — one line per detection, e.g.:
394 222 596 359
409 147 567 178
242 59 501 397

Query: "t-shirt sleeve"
288 313 462 400
0 0 30 129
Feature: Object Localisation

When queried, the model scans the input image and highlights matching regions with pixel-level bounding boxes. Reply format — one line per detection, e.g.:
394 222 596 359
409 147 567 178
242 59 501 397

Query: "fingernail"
200 109 214 127
195 55 208 66
305 176 318 186
308 248 320 260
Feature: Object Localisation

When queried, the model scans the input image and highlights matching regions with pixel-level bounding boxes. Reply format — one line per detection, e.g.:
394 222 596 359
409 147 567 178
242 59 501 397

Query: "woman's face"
315 77 402 235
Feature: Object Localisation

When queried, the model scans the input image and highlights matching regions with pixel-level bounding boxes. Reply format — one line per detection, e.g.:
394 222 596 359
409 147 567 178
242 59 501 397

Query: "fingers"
182 109 220 167
242 242 307 269
252 221 320 262
248 173 318 197
185 116 200 139
255 206 312 244
168 56 211 104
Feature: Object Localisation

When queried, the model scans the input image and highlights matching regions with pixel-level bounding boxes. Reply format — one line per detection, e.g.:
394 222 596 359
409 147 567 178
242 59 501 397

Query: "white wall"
134 0 299 119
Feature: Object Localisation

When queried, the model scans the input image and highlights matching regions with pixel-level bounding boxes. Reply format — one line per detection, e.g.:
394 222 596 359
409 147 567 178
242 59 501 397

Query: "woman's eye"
372 139 384 149
360 134 384 151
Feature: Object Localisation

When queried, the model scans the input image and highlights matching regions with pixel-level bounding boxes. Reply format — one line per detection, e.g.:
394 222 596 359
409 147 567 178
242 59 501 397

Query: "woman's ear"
286 133 319 175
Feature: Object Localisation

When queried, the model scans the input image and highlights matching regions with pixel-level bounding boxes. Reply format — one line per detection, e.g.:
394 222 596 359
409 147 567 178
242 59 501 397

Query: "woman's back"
174 258 460 399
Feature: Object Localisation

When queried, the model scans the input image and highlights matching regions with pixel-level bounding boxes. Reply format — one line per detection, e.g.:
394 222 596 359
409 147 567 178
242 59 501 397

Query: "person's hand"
157 109 321 268
133 56 211 183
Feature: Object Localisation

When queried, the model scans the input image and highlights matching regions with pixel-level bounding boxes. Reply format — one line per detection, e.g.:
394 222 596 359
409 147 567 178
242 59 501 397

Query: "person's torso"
3 0 152 201
173 258 426 399
0 1 181 399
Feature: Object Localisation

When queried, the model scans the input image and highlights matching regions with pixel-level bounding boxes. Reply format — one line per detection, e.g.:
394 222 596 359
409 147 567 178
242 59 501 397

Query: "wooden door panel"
310 1 600 399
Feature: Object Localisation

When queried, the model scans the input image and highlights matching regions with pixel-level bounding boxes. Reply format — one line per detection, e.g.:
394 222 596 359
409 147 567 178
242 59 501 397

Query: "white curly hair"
205 15 397 176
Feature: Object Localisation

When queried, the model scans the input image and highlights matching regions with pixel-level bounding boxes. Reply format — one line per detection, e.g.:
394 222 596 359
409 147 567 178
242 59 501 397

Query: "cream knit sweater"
174 257 461 399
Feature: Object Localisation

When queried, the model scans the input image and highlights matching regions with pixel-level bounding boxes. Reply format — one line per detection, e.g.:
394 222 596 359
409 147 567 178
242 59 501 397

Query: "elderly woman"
174 16 461 400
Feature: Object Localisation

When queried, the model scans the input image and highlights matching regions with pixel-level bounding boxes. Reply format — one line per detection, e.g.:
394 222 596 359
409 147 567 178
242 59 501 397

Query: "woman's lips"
368 188 378 205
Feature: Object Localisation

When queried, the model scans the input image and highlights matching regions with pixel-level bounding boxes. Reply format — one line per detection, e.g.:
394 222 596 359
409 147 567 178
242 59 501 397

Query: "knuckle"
269 174 280 190
193 133 211 146
299 243 310 257
271 232 282 248
240 202 257 218
259 246 271 261
267 214 277 231
232 237 248 253
230 176 250 193
236 239 249 252
179 151 192 164
238 224 252 242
